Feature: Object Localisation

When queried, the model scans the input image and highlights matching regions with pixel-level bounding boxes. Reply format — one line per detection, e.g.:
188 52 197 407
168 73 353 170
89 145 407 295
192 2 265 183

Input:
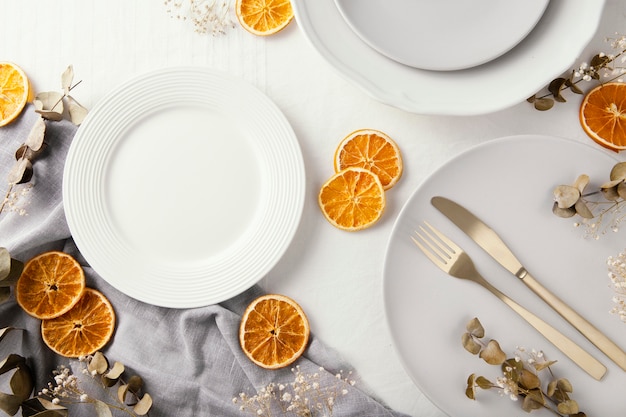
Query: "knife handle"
522 271 626 371
478 278 607 380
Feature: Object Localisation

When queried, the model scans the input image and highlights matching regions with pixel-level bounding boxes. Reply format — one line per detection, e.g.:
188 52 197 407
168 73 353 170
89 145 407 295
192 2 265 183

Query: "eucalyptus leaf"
556 378 573 393
533 359 557 372
7 158 30 185
0 248 10 280
88 352 108 375
565 79 584 94
104 361 124 379
610 162 626 181
548 78 567 102
126 375 144 393
590 53 610 69
117 384 128 403
24 116 46 152
0 354 26 375
521 393 544 412
34 109 64 123
478 340 506 365
574 199 594 219
0 391 21 416
552 202 576 218
67 96 88 125
557 399 579 414
33 92 64 113
602 186 621 202
133 393 152 415
103 361 124 387
461 332 481 355
94 399 113 417
618 182 626 200
0 327 18 344
533 97 554 111
0 256 24 286
573 174 589 194
20 397 67 417
465 317 484 338
553 185 580 209
0 288 10 304
61 65 74 94
465 374 477 400
10 365 33 401
475 376 492 390
519 369 541 390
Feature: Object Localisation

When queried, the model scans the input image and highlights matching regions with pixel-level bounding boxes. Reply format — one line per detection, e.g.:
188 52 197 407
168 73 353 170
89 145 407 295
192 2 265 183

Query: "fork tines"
412 221 458 265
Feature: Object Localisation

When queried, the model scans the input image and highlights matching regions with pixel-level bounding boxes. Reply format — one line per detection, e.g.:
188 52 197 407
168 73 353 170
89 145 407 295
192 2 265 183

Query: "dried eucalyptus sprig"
233 366 355 417
1 66 88 218
0 247 23 303
34 65 88 125
552 162 626 239
0 116 45 217
0 352 34 416
463 318 585 416
0 345 152 417
528 34 626 110
37 352 153 417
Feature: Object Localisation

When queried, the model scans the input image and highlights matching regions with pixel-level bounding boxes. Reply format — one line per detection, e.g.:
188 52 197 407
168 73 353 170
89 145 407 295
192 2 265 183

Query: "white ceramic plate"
334 0 548 71
292 0 605 115
63 67 305 308
384 135 626 416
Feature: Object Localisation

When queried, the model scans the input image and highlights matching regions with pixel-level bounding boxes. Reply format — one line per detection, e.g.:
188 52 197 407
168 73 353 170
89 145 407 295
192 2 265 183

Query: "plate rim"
292 0 606 115
63 66 305 308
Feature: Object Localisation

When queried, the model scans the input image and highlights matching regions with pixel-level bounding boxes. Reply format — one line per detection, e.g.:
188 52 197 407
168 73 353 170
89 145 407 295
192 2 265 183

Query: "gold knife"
432 195 626 371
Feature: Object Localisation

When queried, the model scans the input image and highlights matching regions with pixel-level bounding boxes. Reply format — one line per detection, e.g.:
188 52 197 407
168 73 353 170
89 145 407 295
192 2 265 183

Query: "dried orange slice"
239 294 310 369
318 167 386 231
334 129 403 190
0 62 30 127
16 251 86 319
41 288 116 358
235 0 293 36
580 82 626 152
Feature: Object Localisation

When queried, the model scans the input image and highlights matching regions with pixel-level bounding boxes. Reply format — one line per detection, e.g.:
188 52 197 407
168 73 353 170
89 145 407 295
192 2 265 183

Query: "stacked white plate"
292 0 606 115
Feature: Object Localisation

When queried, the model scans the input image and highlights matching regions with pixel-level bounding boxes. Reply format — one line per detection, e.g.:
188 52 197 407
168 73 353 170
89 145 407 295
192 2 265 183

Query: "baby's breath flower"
164 0 236 35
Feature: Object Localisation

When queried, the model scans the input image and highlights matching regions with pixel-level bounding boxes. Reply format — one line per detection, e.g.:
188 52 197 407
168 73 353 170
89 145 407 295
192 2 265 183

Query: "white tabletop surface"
3 1 626 416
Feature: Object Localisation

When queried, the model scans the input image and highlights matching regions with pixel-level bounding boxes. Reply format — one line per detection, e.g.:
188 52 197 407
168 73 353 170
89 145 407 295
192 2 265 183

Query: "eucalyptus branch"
463 318 584 416
529 34 626 110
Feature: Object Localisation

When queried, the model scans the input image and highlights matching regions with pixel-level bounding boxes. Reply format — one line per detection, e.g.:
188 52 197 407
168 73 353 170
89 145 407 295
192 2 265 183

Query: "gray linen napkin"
0 107 411 417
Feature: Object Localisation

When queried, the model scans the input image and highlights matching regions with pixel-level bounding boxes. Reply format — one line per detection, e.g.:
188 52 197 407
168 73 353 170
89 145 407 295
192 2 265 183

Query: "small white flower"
80 394 89 402
52 398 60 405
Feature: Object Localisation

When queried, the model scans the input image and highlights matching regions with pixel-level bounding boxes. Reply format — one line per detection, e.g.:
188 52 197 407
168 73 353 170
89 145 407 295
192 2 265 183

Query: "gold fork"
412 221 606 381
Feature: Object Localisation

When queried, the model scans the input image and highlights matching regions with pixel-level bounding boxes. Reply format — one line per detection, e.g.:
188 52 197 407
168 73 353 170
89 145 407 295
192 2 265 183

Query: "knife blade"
432 195 626 371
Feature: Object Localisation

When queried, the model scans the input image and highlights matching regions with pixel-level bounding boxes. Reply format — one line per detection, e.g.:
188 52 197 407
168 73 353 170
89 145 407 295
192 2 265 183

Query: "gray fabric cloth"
0 107 410 417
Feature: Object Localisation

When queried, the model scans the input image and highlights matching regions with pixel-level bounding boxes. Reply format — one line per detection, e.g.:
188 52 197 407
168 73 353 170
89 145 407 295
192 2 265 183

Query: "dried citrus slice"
15 251 86 319
0 62 30 127
580 82 626 151
41 288 116 358
318 167 386 231
334 129 403 190
235 0 293 36
239 294 310 369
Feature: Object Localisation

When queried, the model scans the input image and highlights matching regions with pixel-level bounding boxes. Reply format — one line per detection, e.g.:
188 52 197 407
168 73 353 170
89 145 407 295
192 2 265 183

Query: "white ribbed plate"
63 67 305 308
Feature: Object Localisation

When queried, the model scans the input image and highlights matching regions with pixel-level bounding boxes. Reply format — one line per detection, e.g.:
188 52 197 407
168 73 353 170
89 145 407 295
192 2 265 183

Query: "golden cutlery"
432 195 626 372
412 221 606 381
